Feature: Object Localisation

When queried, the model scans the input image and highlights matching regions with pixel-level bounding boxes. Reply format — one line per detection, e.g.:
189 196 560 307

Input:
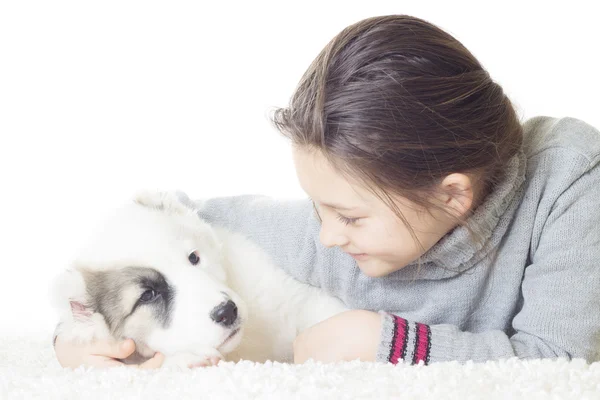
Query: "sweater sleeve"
193 193 321 285
377 157 600 365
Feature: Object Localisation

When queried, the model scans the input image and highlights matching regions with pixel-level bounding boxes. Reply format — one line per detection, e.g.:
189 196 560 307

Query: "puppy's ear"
69 300 92 317
134 190 198 216
49 267 94 321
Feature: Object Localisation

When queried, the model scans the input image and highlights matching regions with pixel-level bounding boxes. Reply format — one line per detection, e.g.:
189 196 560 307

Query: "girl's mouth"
348 252 368 261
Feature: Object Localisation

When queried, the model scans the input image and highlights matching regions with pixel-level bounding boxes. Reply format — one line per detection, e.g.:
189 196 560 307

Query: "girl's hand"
293 310 382 364
54 334 165 369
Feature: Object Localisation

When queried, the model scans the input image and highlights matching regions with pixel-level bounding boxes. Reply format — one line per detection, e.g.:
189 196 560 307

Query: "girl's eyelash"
337 214 359 225
310 199 360 225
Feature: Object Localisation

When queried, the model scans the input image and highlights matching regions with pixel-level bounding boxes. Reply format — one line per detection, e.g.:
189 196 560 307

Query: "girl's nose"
319 223 349 248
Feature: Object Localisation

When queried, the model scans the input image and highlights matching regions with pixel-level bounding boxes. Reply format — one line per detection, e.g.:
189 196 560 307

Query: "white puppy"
50 191 347 367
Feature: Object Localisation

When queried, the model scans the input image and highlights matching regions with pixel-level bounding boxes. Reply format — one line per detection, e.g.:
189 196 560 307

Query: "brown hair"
271 15 523 255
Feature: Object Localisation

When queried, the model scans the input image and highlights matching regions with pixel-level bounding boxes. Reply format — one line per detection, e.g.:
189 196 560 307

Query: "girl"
55 14 600 368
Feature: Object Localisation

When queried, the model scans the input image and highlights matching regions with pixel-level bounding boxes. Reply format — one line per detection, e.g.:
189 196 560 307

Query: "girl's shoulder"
522 116 600 164
521 116 600 200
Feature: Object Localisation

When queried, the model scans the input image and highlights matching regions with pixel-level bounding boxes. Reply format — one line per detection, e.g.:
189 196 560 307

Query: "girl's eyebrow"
320 202 358 211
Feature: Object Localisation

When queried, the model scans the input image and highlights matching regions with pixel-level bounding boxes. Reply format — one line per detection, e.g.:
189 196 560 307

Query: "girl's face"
292 146 460 278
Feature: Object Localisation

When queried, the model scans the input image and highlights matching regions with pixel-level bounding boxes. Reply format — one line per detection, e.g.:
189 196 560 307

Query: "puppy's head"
50 191 247 361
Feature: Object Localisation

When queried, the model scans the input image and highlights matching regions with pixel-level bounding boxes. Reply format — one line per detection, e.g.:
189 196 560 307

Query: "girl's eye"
337 214 360 226
140 289 158 302
188 250 201 265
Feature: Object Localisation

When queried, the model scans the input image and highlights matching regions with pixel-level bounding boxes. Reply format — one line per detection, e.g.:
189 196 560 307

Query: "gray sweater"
196 116 600 365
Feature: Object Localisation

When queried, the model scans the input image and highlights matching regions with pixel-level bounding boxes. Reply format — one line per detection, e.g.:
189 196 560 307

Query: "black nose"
210 300 238 327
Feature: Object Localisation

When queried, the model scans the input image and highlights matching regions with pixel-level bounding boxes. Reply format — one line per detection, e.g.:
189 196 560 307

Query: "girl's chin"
356 259 407 278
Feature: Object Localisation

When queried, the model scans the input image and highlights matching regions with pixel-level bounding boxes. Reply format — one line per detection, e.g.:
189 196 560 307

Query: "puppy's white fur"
51 191 347 367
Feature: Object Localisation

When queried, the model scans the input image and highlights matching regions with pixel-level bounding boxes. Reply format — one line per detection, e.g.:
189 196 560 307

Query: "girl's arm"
193 193 324 285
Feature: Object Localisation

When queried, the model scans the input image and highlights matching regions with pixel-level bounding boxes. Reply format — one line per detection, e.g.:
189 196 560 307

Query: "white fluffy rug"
2 334 599 400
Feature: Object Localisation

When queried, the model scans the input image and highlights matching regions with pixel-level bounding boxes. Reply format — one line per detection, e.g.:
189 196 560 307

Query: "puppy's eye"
188 250 201 265
140 289 158 302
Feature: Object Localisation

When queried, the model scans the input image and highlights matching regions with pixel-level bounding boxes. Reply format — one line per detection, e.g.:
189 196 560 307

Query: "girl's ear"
133 190 198 216
439 173 474 218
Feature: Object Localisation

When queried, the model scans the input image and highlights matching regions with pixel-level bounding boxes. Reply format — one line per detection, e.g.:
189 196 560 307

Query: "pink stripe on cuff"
413 322 431 365
389 316 409 364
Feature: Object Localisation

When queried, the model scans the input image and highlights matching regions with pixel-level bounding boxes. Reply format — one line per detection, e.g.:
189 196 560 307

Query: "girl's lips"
348 252 368 261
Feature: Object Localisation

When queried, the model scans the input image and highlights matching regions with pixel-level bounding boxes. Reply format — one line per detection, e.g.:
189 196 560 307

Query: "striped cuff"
376 311 432 365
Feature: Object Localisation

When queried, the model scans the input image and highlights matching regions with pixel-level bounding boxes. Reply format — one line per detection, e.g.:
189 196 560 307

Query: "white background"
0 1 598 335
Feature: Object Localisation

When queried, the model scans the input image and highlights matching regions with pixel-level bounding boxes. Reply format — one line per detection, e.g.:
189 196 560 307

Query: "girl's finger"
136 352 165 369
90 339 136 359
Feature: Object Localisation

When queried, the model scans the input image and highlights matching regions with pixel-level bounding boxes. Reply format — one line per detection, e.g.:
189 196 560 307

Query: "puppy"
50 191 347 367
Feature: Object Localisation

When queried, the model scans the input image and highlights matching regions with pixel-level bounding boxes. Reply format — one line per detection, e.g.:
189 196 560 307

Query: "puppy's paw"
162 350 224 369
188 355 222 369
